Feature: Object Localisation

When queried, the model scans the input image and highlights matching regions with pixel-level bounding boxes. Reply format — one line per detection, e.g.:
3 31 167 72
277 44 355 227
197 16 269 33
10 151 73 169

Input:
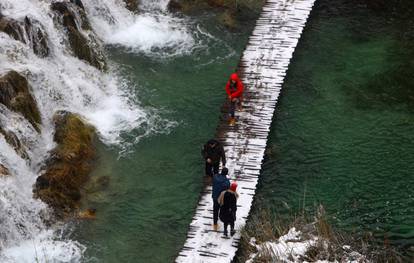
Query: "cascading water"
83 0 196 57
0 0 195 261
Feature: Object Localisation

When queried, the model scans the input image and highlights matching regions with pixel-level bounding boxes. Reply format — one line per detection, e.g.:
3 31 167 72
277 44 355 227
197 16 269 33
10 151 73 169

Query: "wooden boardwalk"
176 0 316 262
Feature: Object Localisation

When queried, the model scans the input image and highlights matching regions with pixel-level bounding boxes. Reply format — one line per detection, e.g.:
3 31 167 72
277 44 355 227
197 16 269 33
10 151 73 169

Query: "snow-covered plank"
176 0 316 262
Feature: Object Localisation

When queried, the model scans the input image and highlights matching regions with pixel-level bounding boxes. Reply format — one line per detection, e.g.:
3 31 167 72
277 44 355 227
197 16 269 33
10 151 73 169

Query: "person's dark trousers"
229 99 236 118
213 200 220 225
223 221 235 235
205 162 219 176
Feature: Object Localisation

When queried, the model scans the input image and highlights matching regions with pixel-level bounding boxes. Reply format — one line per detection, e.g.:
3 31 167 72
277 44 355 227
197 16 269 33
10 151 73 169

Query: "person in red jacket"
225 73 244 126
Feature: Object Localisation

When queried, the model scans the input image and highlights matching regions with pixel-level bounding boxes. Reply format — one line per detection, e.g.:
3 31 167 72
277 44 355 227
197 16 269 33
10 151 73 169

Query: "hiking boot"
213 224 218 231
230 229 236 236
223 231 228 237
229 118 236 126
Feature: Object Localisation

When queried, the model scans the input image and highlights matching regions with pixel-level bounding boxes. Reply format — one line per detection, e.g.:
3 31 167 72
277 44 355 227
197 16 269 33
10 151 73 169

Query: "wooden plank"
176 0 316 262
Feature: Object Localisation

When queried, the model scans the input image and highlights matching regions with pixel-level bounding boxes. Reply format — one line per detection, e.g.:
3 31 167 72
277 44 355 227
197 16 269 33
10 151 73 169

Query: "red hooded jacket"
225 73 244 99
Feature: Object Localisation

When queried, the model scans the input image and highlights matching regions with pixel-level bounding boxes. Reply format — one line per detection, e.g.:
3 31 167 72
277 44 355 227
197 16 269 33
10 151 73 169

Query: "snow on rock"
247 227 317 263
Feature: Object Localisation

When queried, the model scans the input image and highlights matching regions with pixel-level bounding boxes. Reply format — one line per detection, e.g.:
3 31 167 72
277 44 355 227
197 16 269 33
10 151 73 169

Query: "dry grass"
236 204 408 263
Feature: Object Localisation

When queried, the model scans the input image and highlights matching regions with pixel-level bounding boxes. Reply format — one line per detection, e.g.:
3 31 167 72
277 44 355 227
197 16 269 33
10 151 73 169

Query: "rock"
218 9 237 29
124 0 140 12
34 111 96 218
70 0 85 10
51 1 107 70
51 1 90 30
0 16 49 57
0 164 10 177
77 208 96 219
168 0 265 28
0 71 41 132
207 0 226 8
0 126 29 159
168 0 209 13
167 0 183 12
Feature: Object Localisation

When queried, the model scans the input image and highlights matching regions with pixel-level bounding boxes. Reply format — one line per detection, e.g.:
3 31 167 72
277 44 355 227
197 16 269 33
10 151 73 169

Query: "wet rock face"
124 0 140 12
0 71 41 132
34 111 96 217
0 127 29 159
167 0 184 12
0 164 10 177
0 16 49 57
51 1 90 30
70 0 85 10
51 1 107 71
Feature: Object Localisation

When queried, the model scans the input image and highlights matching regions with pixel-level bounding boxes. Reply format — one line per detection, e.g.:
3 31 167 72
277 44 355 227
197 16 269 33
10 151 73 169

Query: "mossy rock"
0 16 49 57
66 26 106 70
35 111 96 217
0 71 41 132
51 1 107 71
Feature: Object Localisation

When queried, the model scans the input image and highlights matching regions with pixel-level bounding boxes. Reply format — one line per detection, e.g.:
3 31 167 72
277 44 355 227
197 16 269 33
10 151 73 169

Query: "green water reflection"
74 2 414 261
251 0 414 255
74 14 254 263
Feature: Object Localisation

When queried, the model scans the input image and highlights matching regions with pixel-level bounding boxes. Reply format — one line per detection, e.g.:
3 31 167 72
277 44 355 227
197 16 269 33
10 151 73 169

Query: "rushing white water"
84 0 196 57
0 0 195 261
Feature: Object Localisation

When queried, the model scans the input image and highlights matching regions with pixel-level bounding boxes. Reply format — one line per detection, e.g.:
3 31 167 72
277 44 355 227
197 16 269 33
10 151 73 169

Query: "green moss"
35 111 96 217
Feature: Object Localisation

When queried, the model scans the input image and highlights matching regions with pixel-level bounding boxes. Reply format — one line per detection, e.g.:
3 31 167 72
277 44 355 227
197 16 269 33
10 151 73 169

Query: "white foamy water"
0 0 190 261
83 0 197 57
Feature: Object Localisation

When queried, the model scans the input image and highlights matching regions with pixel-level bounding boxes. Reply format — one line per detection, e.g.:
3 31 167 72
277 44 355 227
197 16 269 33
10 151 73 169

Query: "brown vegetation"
237 205 407 262
34 111 96 218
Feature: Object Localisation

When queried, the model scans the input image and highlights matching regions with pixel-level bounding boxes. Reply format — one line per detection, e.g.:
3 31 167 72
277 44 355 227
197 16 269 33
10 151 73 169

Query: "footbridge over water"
176 0 316 262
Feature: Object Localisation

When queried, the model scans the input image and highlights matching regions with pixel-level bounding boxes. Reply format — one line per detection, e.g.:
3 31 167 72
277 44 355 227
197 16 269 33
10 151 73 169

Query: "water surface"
250 0 414 255
74 13 256 262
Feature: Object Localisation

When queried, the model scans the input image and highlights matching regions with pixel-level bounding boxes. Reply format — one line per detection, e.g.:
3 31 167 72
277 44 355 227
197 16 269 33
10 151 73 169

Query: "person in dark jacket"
212 168 230 231
218 181 239 237
201 139 226 177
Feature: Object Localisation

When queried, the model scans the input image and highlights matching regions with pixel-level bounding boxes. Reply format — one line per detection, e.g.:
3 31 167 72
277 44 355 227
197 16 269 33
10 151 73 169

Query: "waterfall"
0 0 192 261
83 0 196 57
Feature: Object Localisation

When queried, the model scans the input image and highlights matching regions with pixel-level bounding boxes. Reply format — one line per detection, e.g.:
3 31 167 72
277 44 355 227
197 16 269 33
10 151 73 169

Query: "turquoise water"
73 14 256 262
250 0 414 255
73 1 414 261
